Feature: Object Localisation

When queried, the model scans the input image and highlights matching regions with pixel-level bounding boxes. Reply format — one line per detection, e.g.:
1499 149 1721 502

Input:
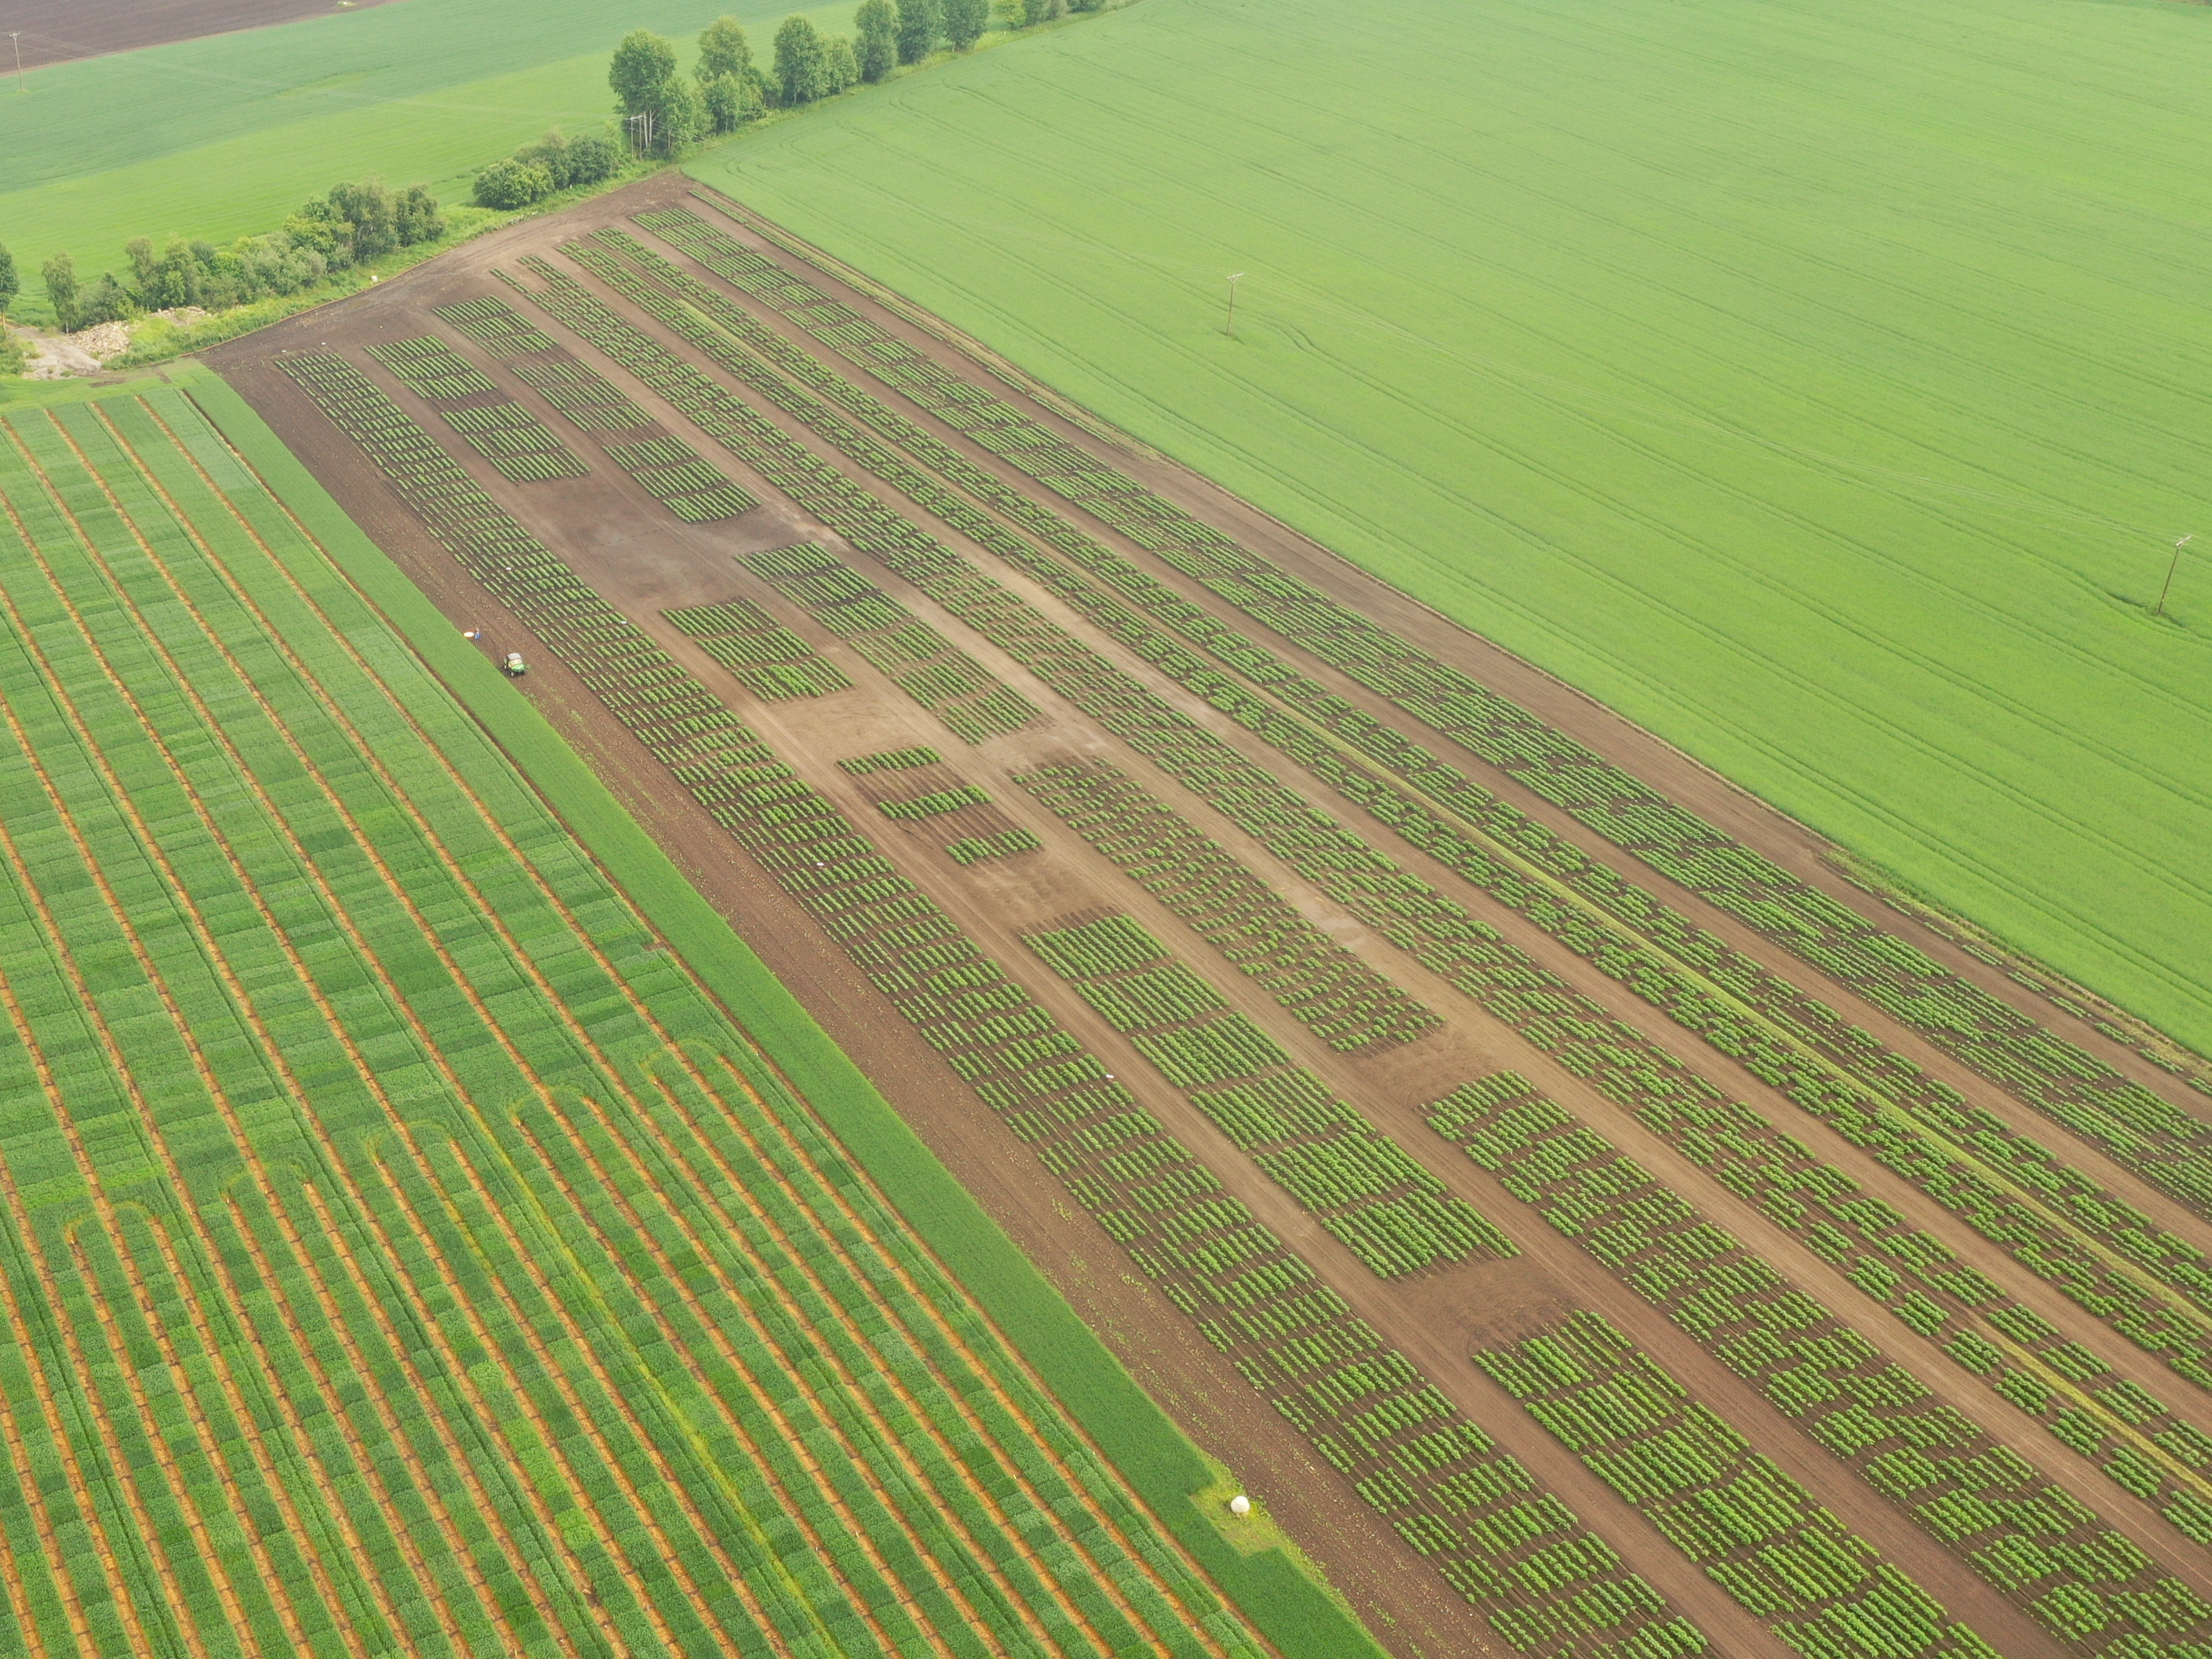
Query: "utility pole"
626 110 652 153
2156 534 2192 618
8 33 24 93
1224 272 1245 338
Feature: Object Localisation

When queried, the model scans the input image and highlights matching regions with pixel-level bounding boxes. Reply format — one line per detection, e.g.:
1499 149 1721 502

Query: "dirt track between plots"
209 173 2212 1659
1 0 400 70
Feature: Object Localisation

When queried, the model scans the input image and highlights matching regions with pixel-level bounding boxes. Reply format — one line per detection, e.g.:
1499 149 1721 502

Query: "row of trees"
473 127 622 211
609 0 1027 154
38 180 444 333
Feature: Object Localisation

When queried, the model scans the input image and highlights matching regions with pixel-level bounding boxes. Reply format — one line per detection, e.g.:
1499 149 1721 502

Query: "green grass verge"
689 0 2212 1056
184 369 1388 1659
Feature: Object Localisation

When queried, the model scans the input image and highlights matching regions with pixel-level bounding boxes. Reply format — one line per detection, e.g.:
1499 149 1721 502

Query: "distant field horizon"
694 0 2212 1053
0 0 851 304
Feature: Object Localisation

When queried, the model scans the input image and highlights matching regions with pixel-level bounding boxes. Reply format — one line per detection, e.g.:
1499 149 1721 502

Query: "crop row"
842 745 942 774
688 793 1703 1659
511 357 655 431
278 329 1706 1654
605 210 2212 1369
879 784 992 820
736 540 1037 743
1481 1311 1997 1659
255 362 1282 1659
640 200 2212 1241
947 828 1041 866
663 598 851 700
1016 756 1438 1051
1023 916 1512 1279
606 434 757 523
1428 1074 2212 1654
482 249 2204 1572
559 227 2212 1412
363 333 497 398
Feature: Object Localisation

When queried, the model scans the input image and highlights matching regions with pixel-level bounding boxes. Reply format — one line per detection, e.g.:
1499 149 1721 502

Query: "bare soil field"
209 173 2212 1659
1 0 398 70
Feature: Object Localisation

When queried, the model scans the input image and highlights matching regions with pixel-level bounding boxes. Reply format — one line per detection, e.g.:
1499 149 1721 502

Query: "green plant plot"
694 0 2212 1054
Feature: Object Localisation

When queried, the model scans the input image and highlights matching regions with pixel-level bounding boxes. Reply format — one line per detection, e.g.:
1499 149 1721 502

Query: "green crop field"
0 0 850 298
692 0 2212 1054
0 379 1292 1659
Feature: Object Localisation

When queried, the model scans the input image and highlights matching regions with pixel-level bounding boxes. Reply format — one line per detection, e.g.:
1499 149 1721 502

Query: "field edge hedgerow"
181 369 1390 1659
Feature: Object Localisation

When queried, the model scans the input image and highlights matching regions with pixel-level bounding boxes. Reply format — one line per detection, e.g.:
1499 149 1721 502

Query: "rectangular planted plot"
946 828 1041 866
510 359 653 431
606 435 756 522
877 785 991 822
366 335 498 398
664 600 850 699
840 746 940 775
438 400 589 481
432 295 559 357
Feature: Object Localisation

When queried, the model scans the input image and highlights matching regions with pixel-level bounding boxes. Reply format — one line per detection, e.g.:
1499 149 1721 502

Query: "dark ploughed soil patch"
3 0 399 72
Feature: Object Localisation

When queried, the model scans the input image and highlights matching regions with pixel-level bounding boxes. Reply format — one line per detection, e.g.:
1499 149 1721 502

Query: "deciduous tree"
696 15 754 83
610 30 679 113
703 73 763 131
329 180 398 259
943 0 988 52
42 253 78 330
395 184 446 244
473 159 555 209
896 0 940 62
774 15 828 103
856 0 897 81
0 243 17 315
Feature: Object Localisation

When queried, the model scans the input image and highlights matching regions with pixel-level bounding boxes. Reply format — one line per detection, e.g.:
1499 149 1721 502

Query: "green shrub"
474 158 555 210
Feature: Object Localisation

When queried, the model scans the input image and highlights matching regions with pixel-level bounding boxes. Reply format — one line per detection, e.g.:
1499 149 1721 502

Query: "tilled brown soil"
1 0 398 70
207 172 2212 1659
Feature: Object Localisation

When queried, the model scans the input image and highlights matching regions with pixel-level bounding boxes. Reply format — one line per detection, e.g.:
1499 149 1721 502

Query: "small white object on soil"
1228 1493 1252 1518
